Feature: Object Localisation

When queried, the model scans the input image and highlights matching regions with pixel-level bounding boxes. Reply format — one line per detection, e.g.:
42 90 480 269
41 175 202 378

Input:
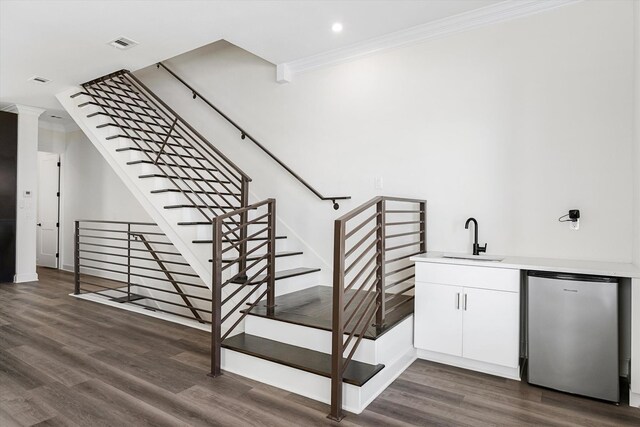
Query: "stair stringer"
57 87 213 287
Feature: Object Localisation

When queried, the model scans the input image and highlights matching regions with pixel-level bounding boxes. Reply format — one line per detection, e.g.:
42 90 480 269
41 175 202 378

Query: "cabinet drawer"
416 262 519 293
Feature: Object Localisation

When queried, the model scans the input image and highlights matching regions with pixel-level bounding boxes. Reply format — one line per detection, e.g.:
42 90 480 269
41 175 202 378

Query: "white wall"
136 0 636 267
38 124 67 154
59 130 151 271
634 0 640 267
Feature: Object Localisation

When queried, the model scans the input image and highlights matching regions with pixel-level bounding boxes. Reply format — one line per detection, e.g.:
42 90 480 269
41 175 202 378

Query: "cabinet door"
415 283 463 356
462 287 519 368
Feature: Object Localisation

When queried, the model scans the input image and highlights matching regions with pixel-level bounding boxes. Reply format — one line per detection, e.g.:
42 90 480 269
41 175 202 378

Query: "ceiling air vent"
28 76 51 84
108 37 138 50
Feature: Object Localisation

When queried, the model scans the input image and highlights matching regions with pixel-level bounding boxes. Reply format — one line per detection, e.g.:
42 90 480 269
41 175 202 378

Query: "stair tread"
151 189 239 196
244 285 414 340
139 174 231 184
97 123 185 139
127 160 216 172
166 204 238 210
222 251 303 263
107 134 196 150
196 235 286 244
116 147 207 161
221 333 383 387
177 220 265 225
110 294 146 303
231 267 319 285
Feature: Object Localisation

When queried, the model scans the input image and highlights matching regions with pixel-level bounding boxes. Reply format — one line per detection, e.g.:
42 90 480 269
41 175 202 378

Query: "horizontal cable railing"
329 196 426 421
210 199 277 377
156 62 350 210
73 220 211 324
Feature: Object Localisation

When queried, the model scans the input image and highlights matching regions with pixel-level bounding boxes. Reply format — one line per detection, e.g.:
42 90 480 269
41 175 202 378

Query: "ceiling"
0 0 501 123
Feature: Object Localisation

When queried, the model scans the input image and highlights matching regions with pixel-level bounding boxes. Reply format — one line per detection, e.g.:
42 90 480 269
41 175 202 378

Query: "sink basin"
442 254 504 262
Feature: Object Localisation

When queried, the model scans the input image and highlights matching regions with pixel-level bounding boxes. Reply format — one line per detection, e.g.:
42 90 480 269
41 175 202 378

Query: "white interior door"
414 282 463 356
462 287 520 368
36 152 59 268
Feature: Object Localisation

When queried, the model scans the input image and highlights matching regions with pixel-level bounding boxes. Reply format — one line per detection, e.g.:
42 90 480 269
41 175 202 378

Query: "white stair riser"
244 314 413 365
221 338 416 415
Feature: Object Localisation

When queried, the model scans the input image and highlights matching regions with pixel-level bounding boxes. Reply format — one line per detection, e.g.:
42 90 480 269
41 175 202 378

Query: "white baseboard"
14 272 39 283
417 348 520 380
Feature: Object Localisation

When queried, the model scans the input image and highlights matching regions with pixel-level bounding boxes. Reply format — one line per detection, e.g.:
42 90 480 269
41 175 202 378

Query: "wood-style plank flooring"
1 267 640 426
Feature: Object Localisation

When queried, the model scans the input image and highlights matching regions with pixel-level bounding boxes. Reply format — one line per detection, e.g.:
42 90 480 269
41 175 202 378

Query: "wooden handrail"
156 62 351 210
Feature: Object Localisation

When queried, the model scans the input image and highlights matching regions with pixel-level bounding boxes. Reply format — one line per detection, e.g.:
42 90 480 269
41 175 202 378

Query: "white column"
2 104 45 283
631 0 640 408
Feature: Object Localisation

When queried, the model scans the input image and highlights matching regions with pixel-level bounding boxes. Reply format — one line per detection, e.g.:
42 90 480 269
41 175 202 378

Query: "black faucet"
465 217 487 255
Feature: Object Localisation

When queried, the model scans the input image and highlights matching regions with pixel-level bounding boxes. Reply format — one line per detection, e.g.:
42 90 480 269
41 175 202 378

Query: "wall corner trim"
276 0 582 79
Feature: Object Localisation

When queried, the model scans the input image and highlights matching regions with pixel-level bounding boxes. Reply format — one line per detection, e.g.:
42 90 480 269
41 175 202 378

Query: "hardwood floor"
1 267 639 426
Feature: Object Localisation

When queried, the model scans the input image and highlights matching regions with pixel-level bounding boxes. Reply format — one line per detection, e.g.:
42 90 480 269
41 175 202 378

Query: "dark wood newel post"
375 199 386 328
210 218 223 378
328 219 345 421
74 221 80 295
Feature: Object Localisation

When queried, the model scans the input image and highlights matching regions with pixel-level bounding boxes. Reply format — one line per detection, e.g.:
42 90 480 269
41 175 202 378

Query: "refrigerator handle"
456 293 460 310
463 294 468 311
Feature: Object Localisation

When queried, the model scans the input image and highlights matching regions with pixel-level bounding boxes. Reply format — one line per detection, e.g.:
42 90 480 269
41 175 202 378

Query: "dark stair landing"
244 285 414 339
222 333 383 387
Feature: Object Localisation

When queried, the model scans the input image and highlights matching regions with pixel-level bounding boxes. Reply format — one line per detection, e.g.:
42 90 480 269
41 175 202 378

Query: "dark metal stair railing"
209 199 277 377
329 196 426 421
129 232 204 322
156 62 351 210
74 220 212 324
76 70 253 273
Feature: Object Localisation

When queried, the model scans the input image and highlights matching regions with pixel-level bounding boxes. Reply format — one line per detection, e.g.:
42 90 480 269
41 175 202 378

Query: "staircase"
59 69 425 418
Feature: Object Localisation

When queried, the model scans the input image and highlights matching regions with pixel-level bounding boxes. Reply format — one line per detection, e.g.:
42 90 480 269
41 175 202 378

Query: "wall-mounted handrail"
156 62 351 210
329 196 426 421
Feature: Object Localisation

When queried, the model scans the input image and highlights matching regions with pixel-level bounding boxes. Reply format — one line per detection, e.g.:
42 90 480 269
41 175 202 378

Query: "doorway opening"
36 151 60 269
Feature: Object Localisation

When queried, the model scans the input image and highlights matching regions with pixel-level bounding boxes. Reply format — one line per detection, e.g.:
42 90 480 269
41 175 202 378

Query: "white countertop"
411 252 640 279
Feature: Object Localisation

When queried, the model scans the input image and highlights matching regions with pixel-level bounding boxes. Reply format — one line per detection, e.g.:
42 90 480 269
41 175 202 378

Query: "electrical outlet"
374 176 383 190
570 219 580 230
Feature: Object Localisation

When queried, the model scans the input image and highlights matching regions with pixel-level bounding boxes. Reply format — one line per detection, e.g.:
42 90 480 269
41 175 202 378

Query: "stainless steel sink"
442 254 504 262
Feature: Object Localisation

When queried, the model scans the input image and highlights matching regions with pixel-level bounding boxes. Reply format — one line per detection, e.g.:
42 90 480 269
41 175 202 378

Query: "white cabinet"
462 286 519 368
414 283 463 356
414 262 520 379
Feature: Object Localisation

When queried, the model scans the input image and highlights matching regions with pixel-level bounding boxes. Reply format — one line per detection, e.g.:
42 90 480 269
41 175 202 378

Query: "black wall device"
568 210 580 221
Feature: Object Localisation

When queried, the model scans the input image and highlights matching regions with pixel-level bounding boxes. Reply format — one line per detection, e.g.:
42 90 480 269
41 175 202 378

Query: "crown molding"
276 0 582 82
1 104 46 117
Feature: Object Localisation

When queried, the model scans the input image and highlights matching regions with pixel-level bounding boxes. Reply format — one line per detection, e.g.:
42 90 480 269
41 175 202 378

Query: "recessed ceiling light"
108 37 138 50
28 76 51 84
332 22 343 33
